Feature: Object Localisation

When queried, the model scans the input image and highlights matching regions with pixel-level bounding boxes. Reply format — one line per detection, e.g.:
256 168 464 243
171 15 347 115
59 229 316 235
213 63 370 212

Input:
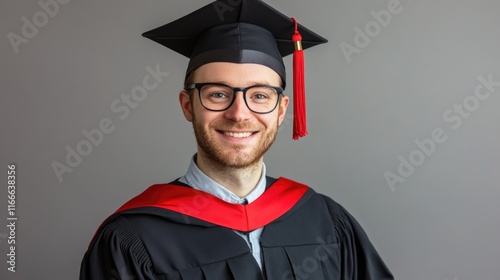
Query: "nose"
223 91 252 122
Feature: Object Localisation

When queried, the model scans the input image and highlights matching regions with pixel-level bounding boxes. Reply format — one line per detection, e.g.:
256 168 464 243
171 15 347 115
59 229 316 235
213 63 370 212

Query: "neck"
195 153 263 198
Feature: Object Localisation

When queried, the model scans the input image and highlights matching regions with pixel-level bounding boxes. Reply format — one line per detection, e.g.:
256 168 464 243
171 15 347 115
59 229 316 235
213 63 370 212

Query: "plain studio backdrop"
1 0 499 279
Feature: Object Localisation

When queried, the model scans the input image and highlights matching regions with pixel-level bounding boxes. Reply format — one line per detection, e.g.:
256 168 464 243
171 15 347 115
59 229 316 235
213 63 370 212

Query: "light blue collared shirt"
178 155 266 269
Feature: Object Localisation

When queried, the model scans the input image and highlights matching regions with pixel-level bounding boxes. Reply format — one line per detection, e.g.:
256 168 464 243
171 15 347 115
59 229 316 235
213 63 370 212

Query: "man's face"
179 62 289 168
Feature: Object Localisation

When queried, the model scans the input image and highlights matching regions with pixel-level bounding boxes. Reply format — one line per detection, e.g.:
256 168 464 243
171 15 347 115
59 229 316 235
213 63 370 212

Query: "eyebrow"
206 80 274 87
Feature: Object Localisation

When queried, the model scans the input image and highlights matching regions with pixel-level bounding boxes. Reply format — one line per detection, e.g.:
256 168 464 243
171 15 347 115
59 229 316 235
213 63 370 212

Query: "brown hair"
183 70 196 101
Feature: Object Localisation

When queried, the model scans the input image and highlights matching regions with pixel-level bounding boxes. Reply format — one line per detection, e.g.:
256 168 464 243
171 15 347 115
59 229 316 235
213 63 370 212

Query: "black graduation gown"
80 177 394 280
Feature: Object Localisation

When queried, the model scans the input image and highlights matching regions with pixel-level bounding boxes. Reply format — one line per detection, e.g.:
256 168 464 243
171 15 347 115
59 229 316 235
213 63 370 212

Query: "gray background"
1 0 499 279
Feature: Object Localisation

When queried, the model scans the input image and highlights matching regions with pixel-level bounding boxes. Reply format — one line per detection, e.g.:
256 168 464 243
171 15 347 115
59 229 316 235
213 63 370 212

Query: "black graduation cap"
142 0 328 139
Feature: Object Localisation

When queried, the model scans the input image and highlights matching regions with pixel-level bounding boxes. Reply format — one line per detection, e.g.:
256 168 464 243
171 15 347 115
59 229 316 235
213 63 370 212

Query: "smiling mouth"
219 131 256 138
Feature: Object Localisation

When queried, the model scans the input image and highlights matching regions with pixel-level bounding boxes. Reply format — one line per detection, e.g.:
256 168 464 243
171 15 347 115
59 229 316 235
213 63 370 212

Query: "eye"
202 85 234 105
202 84 233 101
252 93 268 100
210 92 229 99
248 87 276 103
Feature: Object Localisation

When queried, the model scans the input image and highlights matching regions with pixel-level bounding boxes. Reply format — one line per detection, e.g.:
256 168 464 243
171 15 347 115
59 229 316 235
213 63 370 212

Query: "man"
80 0 394 279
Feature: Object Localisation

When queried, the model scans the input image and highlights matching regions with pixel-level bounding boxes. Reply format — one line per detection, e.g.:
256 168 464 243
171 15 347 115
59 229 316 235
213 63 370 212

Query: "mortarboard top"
142 0 328 139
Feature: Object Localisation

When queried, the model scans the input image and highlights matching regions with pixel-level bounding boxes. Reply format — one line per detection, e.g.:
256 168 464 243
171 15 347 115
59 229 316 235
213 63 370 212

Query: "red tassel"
291 18 307 140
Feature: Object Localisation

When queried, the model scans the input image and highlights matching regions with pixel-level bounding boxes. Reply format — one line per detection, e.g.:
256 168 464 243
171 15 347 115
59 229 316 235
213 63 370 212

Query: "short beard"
192 115 278 169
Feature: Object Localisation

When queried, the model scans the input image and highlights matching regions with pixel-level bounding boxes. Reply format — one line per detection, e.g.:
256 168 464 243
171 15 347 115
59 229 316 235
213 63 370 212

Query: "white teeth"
224 132 253 138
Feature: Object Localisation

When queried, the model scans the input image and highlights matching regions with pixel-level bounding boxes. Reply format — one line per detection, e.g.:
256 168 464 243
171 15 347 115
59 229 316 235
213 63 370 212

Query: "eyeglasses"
188 83 284 114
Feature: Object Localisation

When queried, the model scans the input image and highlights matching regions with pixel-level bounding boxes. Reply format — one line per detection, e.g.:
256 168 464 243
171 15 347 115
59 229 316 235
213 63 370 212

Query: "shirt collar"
179 155 267 204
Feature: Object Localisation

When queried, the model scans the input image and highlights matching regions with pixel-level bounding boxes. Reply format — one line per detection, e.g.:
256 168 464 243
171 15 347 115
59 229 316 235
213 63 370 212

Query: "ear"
179 91 194 122
277 94 289 126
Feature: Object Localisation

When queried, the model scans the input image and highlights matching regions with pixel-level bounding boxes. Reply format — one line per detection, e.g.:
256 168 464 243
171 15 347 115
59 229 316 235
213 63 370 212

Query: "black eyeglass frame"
187 83 285 114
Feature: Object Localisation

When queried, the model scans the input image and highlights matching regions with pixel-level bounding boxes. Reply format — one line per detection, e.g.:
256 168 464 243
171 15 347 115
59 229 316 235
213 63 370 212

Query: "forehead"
192 62 282 86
